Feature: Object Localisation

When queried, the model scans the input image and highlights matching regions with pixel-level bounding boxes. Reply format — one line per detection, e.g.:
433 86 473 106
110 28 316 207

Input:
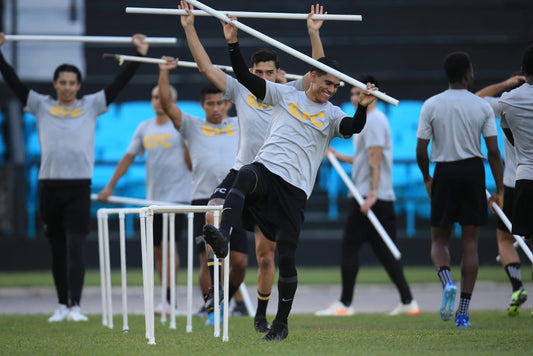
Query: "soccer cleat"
261 319 288 341
254 315 271 333
389 300 420 316
204 303 224 326
204 287 224 313
440 281 456 321
314 300 355 316
68 306 88 322
455 314 471 328
507 287 528 317
231 301 249 316
48 304 70 322
202 224 229 258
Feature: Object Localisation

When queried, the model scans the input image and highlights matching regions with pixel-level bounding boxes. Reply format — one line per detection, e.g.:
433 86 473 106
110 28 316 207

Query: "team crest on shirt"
50 106 82 118
247 94 273 110
202 125 236 136
144 134 172 148
288 103 324 128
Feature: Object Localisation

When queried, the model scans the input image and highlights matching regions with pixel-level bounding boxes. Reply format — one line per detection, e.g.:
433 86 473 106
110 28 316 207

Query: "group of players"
0 1 532 341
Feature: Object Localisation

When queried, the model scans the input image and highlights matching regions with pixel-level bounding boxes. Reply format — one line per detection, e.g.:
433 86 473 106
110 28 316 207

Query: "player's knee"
233 167 257 193
231 252 248 272
257 251 274 270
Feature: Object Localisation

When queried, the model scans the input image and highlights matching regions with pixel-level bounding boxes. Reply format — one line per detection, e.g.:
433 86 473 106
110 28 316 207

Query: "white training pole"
4 35 176 44
102 213 114 329
169 213 177 330
239 283 255 317
146 210 156 345
214 253 220 337
327 152 402 259
184 0 398 106
139 210 150 340
118 212 129 333
485 190 533 263
126 7 362 21
91 194 174 206
186 212 194 333
97 212 108 327
161 213 169 325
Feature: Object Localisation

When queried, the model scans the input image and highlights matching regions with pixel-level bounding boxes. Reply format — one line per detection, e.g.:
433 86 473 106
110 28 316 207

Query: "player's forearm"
0 50 29 105
487 149 504 193
106 155 134 190
228 41 266 100
339 105 367 135
104 51 143 105
309 29 324 60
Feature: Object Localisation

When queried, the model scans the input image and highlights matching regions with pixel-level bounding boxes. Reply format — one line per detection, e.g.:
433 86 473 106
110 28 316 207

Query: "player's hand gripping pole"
486 190 533 263
327 152 402 260
183 0 398 106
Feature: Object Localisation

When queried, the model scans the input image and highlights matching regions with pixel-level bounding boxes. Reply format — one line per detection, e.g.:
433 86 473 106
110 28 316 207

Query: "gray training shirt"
225 74 303 170
178 112 239 200
257 80 349 198
25 89 107 179
127 118 192 203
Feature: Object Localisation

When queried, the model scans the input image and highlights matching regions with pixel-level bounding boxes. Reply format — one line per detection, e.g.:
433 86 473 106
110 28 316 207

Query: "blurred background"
0 0 532 270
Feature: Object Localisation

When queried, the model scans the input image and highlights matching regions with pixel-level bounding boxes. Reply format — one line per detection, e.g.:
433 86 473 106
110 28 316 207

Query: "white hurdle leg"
139 210 150 340
161 213 169 325
213 210 220 337
223 240 230 342
97 211 108 327
186 213 194 333
169 213 177 329
239 283 255 317
118 212 129 333
146 210 156 345
102 213 114 329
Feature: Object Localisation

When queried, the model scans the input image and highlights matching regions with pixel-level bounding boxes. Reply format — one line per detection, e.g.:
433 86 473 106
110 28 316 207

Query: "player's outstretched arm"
0 32 30 105
158 57 183 130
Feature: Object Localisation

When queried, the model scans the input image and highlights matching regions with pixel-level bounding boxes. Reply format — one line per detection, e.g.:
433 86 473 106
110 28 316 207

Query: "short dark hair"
521 45 533 76
309 57 341 77
355 74 379 88
443 51 471 84
251 48 280 69
53 64 82 83
200 84 224 103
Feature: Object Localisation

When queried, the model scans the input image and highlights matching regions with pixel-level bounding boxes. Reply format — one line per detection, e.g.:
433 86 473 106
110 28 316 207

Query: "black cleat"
204 286 224 313
203 224 229 258
261 319 288 341
231 301 249 317
254 315 270 333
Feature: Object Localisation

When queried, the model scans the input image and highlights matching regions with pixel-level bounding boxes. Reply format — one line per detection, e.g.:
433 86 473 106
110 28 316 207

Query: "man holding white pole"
316 75 419 317
202 17 376 341
0 32 149 322
178 0 326 332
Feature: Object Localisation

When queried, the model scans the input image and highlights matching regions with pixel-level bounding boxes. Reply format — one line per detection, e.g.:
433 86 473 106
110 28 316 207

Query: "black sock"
228 283 239 301
275 275 297 325
437 266 452 288
166 287 171 303
256 290 270 317
504 263 523 292
456 292 472 316
207 258 222 289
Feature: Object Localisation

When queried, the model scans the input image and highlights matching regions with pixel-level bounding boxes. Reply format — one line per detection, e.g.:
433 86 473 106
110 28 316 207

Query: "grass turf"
1 312 532 355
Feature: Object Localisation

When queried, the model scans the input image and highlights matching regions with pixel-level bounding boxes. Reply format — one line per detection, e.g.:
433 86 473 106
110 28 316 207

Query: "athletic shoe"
204 304 224 326
507 286 528 317
314 300 355 316
455 314 471 328
440 281 456 321
193 305 208 318
204 287 224 313
389 300 420 316
261 319 288 341
48 304 69 322
231 301 249 316
202 224 228 258
254 315 270 333
155 302 179 316
68 306 88 322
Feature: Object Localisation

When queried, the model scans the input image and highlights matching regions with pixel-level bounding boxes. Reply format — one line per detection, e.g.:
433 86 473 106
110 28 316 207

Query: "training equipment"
48 304 70 322
389 300 420 316
314 300 355 316
126 7 362 21
327 152 402 259
507 287 528 317
440 281 457 322
4 35 176 44
184 0 399 105
455 314 471 328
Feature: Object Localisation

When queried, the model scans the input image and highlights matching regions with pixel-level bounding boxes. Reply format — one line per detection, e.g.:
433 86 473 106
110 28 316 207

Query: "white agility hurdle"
486 190 533 263
327 152 402 260
4 35 176 44
184 0 399 106
126 7 362 21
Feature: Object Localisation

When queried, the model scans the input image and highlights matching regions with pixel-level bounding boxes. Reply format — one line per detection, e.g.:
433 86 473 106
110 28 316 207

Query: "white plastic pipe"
186 213 194 333
4 35 176 44
118 212 129 333
160 213 168 326
96 213 108 327
91 194 174 206
169 214 177 330
327 152 402 260
485 190 533 263
184 0 398 105
126 7 362 21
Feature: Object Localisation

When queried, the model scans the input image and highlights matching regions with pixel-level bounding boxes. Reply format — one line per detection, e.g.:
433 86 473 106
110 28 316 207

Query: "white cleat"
68 306 89 322
314 300 355 316
48 304 70 322
389 300 420 316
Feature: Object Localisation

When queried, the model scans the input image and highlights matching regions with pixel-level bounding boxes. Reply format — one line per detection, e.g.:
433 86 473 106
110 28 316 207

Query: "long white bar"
91 194 174 206
185 0 398 105
4 35 176 44
485 190 533 263
126 7 362 21
327 152 402 259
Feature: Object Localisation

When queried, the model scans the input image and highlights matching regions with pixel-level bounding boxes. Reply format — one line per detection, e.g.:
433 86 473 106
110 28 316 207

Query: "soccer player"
202 18 376 341
0 32 149 322
97 84 192 315
416 51 504 328
178 1 326 331
316 75 419 317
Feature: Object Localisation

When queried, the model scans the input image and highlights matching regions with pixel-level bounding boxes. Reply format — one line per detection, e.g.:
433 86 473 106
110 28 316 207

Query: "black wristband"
228 42 240 53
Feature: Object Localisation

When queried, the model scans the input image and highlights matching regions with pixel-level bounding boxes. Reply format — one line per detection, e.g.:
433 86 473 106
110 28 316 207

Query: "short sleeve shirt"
25 89 108 179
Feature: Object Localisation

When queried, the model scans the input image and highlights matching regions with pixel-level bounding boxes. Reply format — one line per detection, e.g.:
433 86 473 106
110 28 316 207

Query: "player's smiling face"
309 72 341 104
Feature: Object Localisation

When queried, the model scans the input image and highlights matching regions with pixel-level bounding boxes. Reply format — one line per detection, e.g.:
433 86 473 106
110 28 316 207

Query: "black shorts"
38 179 91 237
192 199 209 254
431 157 487 227
497 185 515 231
343 199 397 244
512 179 533 236
152 212 184 246
241 162 307 247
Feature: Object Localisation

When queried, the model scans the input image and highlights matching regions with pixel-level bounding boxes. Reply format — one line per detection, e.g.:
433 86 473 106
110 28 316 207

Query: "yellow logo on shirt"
144 134 172 148
288 103 324 128
50 106 82 118
202 125 236 136
247 94 272 110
